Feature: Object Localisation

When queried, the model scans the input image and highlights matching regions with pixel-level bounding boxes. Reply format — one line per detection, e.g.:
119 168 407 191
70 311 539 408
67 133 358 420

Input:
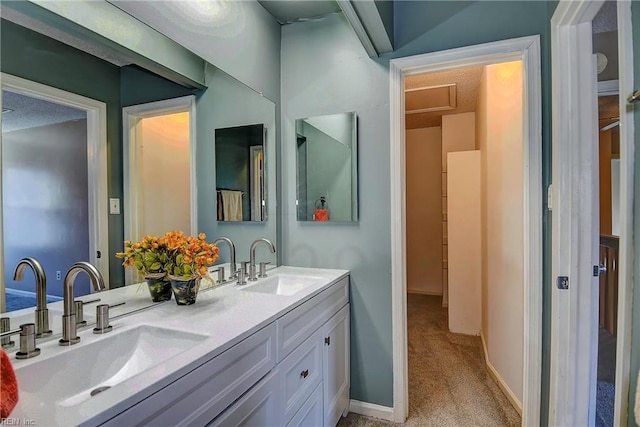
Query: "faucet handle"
93 302 125 335
1 318 15 349
74 298 101 328
0 323 40 359
240 261 249 275
236 267 247 286
212 266 225 284
258 262 271 278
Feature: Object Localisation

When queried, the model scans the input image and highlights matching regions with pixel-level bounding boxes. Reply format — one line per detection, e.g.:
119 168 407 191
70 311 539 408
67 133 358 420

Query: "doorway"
404 59 526 424
549 1 635 425
390 36 542 424
122 96 197 285
0 73 109 312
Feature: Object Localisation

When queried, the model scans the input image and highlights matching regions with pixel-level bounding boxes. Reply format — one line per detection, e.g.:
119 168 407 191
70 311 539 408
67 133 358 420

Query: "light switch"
109 198 120 215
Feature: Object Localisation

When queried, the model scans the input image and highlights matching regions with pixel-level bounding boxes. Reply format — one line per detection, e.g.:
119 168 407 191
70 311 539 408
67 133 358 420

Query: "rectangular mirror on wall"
296 112 358 222
215 124 266 222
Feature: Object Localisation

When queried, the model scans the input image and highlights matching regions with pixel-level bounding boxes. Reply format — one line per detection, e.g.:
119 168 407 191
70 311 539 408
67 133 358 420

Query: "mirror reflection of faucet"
13 257 51 337
249 238 276 281
213 237 237 281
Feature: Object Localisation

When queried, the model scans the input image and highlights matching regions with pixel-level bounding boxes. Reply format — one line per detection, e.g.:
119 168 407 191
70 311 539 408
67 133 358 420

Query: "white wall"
139 112 191 236
406 127 442 295
477 61 524 405
447 151 481 335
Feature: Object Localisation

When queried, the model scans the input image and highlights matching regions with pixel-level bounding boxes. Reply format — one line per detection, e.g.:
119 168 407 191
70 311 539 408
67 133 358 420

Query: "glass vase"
169 275 201 305
144 273 172 302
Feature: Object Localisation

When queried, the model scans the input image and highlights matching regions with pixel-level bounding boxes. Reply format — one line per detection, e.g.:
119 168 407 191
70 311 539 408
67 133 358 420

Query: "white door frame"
122 95 197 283
389 36 543 425
0 73 110 289
549 1 636 425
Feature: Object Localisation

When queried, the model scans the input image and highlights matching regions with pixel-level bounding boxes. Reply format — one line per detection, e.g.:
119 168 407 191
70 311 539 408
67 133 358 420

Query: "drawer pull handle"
325 336 331 346
301 369 309 379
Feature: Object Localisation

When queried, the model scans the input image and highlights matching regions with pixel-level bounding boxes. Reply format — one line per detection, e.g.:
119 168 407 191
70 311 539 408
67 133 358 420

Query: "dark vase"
144 274 172 302
169 276 201 305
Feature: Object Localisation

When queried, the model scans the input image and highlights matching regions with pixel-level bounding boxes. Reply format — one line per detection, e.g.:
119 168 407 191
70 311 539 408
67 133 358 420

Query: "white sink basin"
240 273 323 296
15 325 208 411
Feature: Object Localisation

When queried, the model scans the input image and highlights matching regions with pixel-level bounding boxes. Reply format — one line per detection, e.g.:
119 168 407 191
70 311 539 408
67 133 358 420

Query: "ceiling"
404 66 484 129
258 0 341 24
2 91 86 133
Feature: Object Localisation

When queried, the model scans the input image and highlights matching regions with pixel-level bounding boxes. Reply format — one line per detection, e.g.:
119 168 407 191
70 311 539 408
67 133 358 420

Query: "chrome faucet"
248 238 276 281
59 262 106 346
214 237 237 281
13 257 51 337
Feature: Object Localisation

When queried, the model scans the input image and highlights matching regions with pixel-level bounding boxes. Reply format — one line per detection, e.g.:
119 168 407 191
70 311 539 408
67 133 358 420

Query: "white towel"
221 190 243 221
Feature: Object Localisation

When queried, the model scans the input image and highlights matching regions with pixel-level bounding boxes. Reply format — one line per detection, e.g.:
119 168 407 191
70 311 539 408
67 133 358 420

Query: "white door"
322 304 350 427
550 1 637 425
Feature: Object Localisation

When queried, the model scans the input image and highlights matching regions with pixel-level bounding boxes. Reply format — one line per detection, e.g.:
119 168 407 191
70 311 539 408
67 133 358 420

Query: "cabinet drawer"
287 383 323 427
280 329 323 424
101 323 276 427
277 276 348 361
208 369 280 427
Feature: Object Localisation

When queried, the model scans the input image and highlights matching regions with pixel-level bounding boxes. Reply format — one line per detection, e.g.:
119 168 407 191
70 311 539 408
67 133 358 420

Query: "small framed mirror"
296 112 358 222
215 124 266 222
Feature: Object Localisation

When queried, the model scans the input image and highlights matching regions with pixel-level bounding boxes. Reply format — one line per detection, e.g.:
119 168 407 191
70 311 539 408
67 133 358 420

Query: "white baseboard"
480 331 522 415
407 288 442 296
349 400 395 422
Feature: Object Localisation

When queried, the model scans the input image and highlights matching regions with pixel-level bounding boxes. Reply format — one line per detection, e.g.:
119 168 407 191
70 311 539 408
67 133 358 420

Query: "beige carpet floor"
338 294 521 427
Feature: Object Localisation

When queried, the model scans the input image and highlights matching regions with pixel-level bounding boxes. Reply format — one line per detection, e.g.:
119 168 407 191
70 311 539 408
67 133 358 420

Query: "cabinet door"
287 383 323 427
322 304 350 427
208 369 280 427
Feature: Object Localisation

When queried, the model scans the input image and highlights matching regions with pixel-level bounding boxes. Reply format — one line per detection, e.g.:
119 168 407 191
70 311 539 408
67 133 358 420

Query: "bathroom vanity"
8 266 350 427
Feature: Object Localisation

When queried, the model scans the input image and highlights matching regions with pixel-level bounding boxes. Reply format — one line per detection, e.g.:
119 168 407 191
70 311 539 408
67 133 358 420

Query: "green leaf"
183 265 191 274
150 262 162 271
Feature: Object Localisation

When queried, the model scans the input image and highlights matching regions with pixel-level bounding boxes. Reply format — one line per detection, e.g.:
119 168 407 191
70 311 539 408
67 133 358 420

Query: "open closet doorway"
122 96 197 285
0 73 109 312
390 36 542 425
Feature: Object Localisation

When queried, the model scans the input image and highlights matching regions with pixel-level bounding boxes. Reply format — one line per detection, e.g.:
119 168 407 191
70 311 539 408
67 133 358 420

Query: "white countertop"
7 265 349 426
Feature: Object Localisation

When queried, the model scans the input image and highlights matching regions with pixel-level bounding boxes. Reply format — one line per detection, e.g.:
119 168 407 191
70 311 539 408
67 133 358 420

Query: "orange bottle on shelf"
313 196 329 221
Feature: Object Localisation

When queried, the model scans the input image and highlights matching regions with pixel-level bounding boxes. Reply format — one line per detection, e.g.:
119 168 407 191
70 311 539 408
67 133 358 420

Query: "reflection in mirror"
296 113 358 222
215 124 266 222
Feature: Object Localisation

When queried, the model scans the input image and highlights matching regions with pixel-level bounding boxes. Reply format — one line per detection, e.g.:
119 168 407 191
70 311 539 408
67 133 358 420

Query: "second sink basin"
15 325 208 413
240 273 323 296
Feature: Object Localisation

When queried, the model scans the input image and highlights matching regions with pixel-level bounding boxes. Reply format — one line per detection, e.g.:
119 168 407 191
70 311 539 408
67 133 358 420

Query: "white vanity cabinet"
99 274 350 427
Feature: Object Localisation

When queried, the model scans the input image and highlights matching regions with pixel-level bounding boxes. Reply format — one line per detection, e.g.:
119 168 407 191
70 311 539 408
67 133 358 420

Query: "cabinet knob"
300 369 309 379
325 336 331 346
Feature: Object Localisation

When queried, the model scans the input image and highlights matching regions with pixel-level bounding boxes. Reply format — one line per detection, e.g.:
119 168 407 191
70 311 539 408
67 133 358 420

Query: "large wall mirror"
296 112 358 222
215 124 266 222
0 6 278 316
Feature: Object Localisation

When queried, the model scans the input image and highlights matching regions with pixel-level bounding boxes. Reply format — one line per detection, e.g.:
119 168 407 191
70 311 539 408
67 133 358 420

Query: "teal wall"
627 2 640 425
281 0 553 411
120 65 197 108
1 20 201 288
196 67 277 266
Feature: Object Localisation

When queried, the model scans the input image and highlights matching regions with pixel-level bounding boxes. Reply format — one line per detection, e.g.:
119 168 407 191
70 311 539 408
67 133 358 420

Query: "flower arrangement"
116 232 220 279
164 231 220 279
116 235 168 278
116 232 220 305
